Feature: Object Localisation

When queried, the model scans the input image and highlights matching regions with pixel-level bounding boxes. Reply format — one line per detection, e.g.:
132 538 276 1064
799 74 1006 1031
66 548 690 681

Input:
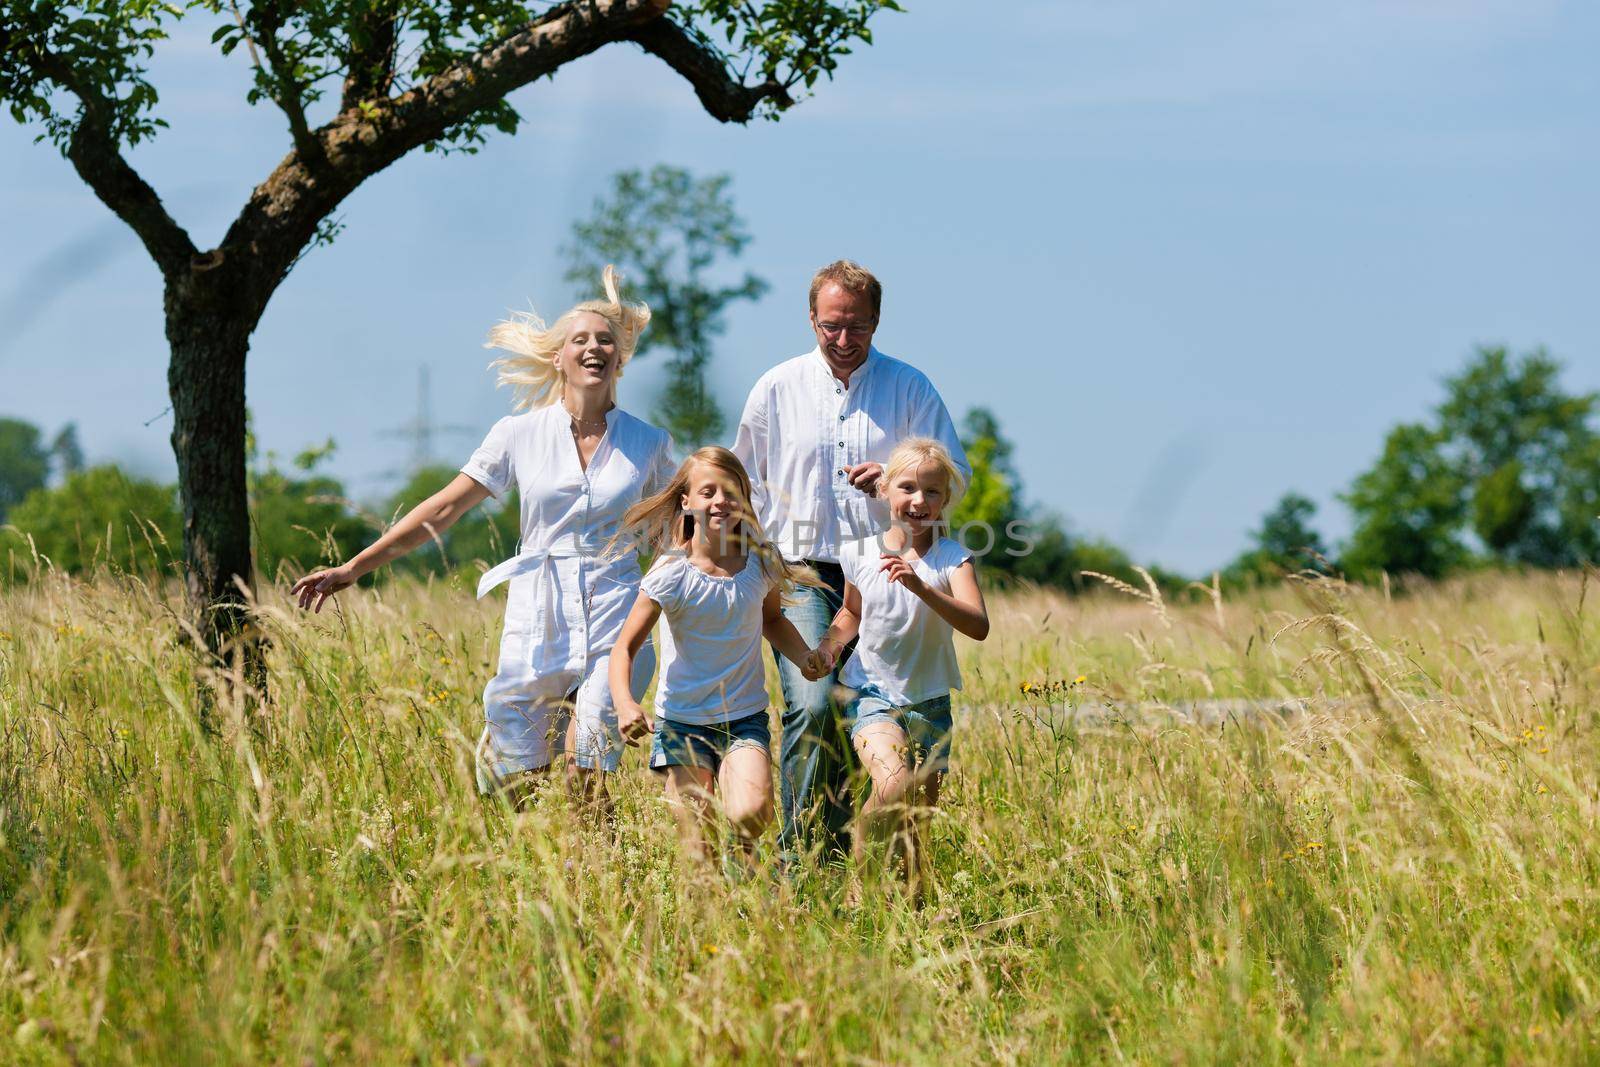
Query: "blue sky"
2 0 1597 573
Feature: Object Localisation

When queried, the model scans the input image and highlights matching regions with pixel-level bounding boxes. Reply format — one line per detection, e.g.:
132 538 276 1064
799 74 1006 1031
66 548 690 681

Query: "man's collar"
810 344 878 388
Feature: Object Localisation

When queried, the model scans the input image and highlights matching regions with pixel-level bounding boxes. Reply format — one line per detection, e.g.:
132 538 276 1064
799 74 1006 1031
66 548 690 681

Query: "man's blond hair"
808 259 882 320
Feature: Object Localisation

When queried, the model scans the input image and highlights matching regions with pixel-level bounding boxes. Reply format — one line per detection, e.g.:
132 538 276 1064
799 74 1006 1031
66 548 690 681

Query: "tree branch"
222 0 672 290
625 18 792 123
339 8 399 112
23 43 197 275
250 3 325 167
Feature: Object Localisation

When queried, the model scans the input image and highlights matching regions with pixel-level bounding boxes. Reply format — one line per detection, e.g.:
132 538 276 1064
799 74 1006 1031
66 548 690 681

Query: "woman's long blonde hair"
484 265 650 410
618 446 819 597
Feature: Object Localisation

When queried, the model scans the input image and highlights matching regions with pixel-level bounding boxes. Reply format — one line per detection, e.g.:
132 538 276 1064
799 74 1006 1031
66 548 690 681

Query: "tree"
1222 492 1329 585
1339 345 1600 581
2 465 179 577
950 407 1019 534
0 417 49 522
1 0 897 662
49 422 84 482
1341 423 1467 581
565 165 767 448
1436 346 1599 567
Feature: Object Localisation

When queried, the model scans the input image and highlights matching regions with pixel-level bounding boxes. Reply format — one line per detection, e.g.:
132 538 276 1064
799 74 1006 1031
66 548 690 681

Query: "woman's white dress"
460 403 674 786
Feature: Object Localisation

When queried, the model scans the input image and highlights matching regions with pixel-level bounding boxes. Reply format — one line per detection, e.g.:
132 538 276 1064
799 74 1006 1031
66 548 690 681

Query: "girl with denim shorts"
809 438 990 887
610 447 826 870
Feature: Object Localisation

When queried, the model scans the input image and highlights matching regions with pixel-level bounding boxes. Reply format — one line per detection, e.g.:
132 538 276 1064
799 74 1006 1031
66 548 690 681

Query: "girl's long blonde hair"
618 446 819 597
484 265 650 410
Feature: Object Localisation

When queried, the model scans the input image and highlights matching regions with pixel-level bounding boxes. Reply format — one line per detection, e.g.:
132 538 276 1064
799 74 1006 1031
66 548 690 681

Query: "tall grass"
2 565 1597 1063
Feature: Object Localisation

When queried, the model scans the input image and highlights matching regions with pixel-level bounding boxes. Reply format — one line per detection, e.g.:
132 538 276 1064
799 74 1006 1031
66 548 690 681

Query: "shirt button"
835 387 842 395
838 415 846 422
837 441 845 448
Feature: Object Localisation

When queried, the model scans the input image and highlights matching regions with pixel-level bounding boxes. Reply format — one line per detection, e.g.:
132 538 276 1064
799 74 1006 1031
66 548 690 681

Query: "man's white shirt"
733 345 970 564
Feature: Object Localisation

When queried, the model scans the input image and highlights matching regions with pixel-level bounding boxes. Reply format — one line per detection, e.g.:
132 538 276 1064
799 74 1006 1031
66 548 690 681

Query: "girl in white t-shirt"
809 438 989 888
610 446 825 870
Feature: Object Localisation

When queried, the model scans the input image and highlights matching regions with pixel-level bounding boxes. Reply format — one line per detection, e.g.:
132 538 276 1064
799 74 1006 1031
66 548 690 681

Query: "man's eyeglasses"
815 322 875 339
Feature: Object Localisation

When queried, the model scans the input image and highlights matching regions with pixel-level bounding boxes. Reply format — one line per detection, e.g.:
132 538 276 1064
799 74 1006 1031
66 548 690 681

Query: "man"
733 260 970 862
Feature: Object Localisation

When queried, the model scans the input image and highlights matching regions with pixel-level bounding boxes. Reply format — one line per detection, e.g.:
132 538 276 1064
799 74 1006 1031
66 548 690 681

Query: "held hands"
845 461 884 496
802 641 837 681
617 700 654 746
291 564 357 612
879 553 927 595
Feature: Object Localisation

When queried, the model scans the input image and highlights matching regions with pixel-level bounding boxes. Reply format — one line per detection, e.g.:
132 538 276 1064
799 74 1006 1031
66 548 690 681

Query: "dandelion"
1074 674 1087 685
1536 784 1548 795
704 944 719 955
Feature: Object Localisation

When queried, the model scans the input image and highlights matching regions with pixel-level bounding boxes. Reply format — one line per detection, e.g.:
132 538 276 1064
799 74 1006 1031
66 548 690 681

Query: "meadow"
1 563 1597 1064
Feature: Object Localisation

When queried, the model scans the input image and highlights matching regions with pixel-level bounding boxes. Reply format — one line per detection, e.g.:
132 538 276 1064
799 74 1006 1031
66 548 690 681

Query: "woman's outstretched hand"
291 564 357 612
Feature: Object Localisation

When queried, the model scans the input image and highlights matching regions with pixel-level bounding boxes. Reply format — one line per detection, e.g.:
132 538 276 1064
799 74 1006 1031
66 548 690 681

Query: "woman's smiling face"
558 311 619 390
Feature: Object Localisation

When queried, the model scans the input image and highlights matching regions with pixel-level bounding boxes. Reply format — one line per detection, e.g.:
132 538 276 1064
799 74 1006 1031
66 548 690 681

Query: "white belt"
475 545 587 600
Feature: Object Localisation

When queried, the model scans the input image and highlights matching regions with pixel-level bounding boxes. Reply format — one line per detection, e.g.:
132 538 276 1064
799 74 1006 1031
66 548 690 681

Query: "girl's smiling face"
681 461 742 542
884 460 950 533
558 311 619 390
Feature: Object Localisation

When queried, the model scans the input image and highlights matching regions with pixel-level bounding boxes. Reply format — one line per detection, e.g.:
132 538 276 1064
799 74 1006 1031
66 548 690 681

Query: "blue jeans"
776 560 855 862
846 686 954 774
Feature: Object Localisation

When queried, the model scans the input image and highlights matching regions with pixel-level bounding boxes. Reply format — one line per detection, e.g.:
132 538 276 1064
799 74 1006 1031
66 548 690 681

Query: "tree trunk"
165 264 262 707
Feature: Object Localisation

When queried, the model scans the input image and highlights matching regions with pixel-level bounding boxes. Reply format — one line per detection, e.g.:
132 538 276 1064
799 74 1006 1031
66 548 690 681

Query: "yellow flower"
704 943 719 955
1074 675 1088 685
1536 784 1548 795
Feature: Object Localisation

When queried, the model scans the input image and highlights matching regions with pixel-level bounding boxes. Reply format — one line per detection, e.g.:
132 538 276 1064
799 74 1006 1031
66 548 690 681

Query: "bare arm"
611 593 662 744
881 556 989 640
815 581 863 664
762 587 825 678
291 473 491 611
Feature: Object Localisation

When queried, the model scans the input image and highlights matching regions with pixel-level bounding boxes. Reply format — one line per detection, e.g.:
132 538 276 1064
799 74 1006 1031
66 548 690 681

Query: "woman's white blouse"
732 346 969 565
639 554 775 725
839 534 972 705
460 404 674 676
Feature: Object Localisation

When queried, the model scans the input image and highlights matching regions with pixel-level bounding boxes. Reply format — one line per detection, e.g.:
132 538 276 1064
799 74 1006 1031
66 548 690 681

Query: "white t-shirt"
839 534 972 705
640 554 776 725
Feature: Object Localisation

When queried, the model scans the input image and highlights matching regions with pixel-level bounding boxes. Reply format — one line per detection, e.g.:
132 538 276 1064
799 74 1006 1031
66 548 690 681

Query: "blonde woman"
809 438 989 893
608 447 825 872
292 267 674 807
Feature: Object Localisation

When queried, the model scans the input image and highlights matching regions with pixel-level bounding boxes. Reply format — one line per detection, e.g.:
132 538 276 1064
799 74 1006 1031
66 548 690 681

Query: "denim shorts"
650 710 771 773
845 686 954 773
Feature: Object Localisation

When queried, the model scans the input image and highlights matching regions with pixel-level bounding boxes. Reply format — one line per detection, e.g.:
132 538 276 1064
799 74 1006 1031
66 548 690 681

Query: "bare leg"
662 766 717 865
851 723 914 881
718 746 775 876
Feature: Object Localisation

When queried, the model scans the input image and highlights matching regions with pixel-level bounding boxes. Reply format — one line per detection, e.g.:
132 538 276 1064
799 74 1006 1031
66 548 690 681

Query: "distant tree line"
1220 345 1599 587
0 418 516 588
13 344 1588 594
